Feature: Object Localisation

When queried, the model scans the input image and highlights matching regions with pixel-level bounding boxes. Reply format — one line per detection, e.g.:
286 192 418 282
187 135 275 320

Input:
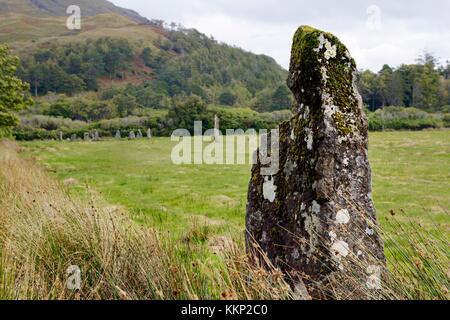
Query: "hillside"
0 0 149 23
0 0 292 112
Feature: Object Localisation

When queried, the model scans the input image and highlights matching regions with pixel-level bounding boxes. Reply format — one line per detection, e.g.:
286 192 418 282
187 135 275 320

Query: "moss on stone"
289 26 360 138
333 112 353 136
290 26 320 66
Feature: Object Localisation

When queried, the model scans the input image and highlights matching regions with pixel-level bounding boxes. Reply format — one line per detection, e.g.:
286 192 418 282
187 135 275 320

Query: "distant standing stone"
136 129 143 139
93 130 100 141
246 26 385 299
115 130 121 139
70 134 77 141
58 131 63 141
147 128 152 139
214 114 220 139
128 131 136 140
84 132 90 141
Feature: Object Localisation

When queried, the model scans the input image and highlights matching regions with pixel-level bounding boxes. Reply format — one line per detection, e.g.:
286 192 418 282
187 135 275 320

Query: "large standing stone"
246 26 385 299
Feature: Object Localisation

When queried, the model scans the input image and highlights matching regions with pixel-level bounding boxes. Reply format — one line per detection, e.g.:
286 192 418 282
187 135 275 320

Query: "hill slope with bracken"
0 0 292 111
0 0 148 23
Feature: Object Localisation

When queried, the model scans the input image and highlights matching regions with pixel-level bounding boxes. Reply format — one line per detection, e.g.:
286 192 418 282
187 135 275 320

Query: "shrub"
368 106 444 131
442 113 450 128
210 107 291 132
14 126 58 141
14 115 90 140
19 115 88 131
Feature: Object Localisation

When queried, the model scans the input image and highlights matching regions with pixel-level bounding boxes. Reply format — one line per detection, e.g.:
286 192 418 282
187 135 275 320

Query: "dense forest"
358 53 450 112
19 38 134 95
17 29 293 112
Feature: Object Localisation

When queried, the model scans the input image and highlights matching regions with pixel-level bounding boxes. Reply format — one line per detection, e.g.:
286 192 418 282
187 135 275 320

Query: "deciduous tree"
0 45 32 136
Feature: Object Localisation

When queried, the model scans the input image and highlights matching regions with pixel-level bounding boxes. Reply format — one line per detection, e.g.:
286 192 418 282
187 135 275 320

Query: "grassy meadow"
20 130 450 237
2 129 447 300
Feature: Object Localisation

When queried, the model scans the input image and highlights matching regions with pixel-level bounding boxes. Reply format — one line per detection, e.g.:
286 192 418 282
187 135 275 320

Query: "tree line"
358 53 450 112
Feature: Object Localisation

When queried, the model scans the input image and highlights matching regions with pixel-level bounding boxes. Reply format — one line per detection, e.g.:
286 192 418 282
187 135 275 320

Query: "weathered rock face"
246 26 385 299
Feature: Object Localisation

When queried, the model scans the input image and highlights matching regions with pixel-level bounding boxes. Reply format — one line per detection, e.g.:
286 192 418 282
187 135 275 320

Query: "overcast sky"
111 0 450 71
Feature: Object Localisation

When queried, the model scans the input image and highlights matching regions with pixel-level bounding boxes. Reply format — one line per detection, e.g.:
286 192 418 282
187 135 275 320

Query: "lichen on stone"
365 227 375 236
311 200 321 214
324 40 337 60
305 128 314 150
263 176 277 202
331 240 350 259
335 209 350 224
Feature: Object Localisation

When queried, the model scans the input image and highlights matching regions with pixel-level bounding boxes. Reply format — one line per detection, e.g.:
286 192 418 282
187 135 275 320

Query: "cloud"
111 0 450 71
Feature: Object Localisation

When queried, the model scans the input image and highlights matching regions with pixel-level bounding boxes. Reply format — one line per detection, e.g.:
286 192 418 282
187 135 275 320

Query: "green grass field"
21 130 450 242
